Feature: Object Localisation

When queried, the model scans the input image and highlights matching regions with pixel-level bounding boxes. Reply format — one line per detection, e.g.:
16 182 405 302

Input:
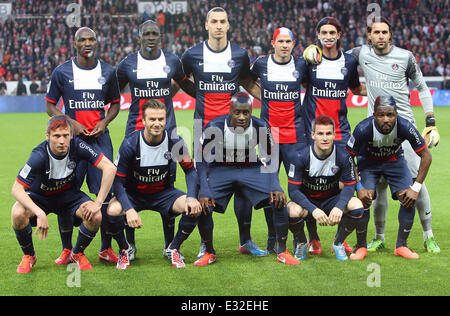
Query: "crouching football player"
12 115 117 273
287 115 364 261
196 92 300 266
106 99 202 269
346 96 432 259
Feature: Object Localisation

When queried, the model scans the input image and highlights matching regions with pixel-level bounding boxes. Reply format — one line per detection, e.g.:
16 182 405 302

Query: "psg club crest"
292 70 300 79
331 165 340 175
164 151 173 160
392 63 399 70
97 76 106 85
227 59 235 68
68 161 76 170
340 67 348 75
163 65 171 74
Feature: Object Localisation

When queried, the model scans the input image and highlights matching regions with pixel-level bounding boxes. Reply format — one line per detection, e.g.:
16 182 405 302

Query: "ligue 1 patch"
19 164 31 179
98 76 106 85
67 160 76 170
164 151 173 160
392 63 399 70
341 67 348 75
227 59 235 68
292 70 300 79
288 163 295 177
163 65 171 74
331 165 340 175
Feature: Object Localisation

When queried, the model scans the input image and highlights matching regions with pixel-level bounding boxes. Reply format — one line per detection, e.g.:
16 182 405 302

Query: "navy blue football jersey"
288 144 356 201
181 41 253 128
251 55 308 144
16 137 104 196
114 128 196 196
45 58 121 132
116 50 187 136
346 116 427 162
302 51 360 143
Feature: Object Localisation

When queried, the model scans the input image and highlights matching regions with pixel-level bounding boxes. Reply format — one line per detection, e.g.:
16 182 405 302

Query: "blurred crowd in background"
0 0 448 95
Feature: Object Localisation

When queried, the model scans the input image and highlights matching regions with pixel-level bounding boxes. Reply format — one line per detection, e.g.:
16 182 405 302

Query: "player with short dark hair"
45 27 122 265
116 20 197 261
182 7 268 258
12 115 117 273
287 115 363 261
346 96 432 259
107 99 202 269
196 92 299 266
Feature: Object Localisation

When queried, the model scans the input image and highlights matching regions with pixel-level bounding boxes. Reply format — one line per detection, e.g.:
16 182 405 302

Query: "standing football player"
45 27 122 265
116 20 196 260
250 27 308 253
181 7 270 259
12 116 117 272
301 17 366 256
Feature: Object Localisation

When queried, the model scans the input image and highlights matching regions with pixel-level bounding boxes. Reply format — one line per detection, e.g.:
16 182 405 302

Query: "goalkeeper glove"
303 44 322 65
422 115 439 148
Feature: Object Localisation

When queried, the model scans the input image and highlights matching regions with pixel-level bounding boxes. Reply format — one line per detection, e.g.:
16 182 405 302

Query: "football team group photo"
1 0 448 297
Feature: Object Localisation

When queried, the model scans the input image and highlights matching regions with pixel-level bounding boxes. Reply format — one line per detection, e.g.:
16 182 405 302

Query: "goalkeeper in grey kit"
304 16 440 253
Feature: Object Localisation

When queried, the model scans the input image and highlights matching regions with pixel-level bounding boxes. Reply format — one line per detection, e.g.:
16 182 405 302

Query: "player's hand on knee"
126 209 143 229
35 211 49 240
271 191 287 209
185 197 202 217
357 188 373 209
199 197 215 214
312 208 329 226
81 201 101 222
397 188 418 209
328 207 343 226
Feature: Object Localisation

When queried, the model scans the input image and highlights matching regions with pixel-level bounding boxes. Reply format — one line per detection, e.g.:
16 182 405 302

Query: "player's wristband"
425 115 435 127
356 182 364 192
410 181 422 193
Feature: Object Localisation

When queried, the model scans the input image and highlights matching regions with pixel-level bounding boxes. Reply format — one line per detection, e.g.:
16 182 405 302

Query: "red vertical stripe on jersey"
75 111 101 132
315 98 342 140
136 98 166 131
268 100 296 143
203 92 231 127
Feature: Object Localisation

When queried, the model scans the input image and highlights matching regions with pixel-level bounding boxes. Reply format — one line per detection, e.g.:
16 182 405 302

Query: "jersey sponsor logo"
79 142 98 158
311 81 347 98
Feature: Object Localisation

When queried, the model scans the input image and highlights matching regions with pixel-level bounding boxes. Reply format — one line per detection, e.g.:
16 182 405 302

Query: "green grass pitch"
0 106 448 296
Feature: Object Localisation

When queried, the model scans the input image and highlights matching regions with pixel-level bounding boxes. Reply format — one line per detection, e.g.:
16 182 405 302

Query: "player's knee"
106 198 124 217
347 197 364 211
287 201 307 218
89 211 103 228
11 202 31 227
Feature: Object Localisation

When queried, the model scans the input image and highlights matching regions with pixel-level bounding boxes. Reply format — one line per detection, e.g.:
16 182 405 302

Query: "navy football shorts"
206 165 274 213
76 130 114 195
126 187 185 220
28 189 92 227
359 158 413 200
